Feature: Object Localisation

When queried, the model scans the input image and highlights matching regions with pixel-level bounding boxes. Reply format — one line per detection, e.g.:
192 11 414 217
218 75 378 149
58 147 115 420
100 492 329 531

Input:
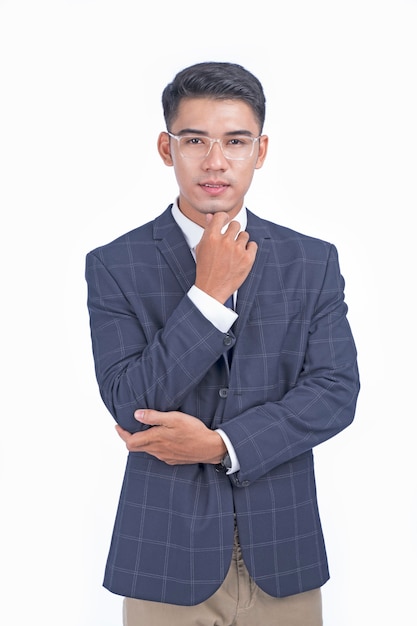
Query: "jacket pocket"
248 298 301 323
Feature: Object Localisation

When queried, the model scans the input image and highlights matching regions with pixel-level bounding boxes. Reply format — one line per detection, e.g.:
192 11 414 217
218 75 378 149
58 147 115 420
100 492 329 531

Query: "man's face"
158 98 268 227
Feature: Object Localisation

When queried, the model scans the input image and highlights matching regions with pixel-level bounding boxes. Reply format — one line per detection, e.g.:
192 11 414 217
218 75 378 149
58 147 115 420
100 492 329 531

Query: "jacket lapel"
153 206 196 293
233 211 271 335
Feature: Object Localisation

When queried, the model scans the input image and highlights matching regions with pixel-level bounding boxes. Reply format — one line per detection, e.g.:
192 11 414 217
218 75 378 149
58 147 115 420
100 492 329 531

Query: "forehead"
171 97 260 135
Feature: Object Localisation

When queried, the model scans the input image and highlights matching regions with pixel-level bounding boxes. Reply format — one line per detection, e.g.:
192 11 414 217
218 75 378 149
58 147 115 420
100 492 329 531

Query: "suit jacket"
85 205 360 605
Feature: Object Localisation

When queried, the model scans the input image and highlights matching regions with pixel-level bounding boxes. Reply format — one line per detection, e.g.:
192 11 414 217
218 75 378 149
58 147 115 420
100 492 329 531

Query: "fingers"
223 221 243 240
245 239 258 258
205 212 241 238
198 214 251 256
115 424 130 442
115 423 150 453
205 211 227 228
206 213 255 251
235 229 250 245
194 212 257 304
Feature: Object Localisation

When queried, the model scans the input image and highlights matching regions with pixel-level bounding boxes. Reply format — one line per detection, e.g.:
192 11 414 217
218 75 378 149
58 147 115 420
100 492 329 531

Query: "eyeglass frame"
166 131 262 161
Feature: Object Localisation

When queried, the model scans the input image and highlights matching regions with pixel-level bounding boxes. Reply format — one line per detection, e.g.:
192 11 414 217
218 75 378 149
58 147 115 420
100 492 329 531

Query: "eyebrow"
174 128 256 137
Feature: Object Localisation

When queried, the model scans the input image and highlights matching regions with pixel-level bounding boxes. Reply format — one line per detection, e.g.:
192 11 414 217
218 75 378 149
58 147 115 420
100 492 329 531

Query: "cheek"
235 164 256 189
172 162 197 193
172 156 193 176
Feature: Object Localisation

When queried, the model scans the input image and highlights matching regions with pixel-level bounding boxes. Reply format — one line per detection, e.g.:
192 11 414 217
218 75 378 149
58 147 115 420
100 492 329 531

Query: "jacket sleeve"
85 250 233 432
219 243 360 486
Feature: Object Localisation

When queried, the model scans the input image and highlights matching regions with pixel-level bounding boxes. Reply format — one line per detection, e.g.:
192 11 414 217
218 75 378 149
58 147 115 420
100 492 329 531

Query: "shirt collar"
171 199 247 250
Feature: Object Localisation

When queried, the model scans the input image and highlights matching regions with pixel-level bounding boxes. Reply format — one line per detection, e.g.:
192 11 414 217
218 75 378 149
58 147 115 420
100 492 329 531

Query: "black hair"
162 61 266 132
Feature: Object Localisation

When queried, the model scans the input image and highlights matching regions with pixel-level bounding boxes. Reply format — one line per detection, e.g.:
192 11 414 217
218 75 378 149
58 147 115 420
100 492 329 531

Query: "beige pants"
123 526 323 626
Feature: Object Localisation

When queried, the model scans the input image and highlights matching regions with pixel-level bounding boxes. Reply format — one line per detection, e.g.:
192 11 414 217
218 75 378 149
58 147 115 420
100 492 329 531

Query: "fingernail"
134 410 145 421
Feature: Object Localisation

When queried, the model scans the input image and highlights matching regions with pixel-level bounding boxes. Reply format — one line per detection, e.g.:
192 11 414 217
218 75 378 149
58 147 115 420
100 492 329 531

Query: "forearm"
221 287 360 485
221 357 359 484
116 409 228 465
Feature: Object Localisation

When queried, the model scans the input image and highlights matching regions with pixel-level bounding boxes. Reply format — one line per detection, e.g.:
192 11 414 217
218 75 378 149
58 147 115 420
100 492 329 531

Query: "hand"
115 409 227 465
194 212 257 304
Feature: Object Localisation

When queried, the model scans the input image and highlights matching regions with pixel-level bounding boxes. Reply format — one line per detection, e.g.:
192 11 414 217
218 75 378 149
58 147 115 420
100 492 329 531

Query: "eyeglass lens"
177 136 258 160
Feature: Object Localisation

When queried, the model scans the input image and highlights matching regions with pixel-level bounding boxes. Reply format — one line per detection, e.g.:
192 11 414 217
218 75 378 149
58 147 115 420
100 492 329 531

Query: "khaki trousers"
123 525 323 626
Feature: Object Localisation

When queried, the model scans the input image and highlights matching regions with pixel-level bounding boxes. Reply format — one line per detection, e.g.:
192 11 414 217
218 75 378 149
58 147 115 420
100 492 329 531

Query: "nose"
202 139 229 169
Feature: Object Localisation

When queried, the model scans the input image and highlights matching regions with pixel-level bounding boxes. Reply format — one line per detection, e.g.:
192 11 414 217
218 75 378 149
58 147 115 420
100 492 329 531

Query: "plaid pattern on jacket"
85 206 360 605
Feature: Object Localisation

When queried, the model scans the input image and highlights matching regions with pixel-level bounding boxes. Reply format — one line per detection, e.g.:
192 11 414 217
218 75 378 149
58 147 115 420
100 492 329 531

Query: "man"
85 61 360 625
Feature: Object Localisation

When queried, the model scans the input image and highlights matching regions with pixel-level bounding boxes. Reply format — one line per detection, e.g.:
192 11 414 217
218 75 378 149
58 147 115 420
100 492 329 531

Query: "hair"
162 61 266 133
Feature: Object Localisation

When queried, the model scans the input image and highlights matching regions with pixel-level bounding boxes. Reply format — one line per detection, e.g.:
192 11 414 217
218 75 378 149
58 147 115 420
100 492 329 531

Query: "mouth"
199 182 230 195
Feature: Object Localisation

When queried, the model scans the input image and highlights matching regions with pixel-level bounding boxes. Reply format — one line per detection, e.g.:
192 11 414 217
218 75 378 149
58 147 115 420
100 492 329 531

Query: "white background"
1 1 416 624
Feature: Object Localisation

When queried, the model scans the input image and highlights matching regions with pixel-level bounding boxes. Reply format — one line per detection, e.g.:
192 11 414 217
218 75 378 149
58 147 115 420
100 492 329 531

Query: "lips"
200 183 229 196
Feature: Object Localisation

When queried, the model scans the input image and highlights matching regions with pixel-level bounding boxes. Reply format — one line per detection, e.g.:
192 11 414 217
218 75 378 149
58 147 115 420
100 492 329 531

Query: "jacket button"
223 335 233 347
219 388 228 398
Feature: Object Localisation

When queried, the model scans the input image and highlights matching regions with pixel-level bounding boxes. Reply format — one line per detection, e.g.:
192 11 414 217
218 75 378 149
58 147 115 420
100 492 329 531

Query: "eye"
227 137 251 146
184 136 206 145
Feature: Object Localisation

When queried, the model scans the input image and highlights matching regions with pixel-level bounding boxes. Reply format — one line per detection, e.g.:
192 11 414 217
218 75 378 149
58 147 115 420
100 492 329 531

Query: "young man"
85 62 360 625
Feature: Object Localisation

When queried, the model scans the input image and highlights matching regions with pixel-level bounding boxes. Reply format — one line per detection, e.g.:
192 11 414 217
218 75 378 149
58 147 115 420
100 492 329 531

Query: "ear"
255 134 269 170
157 131 174 166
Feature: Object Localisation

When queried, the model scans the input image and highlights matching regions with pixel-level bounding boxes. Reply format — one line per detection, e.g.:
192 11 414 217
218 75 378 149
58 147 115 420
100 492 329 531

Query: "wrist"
211 431 227 464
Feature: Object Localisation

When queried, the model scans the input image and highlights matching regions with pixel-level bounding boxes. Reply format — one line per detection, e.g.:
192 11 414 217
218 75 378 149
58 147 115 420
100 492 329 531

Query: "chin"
200 203 235 215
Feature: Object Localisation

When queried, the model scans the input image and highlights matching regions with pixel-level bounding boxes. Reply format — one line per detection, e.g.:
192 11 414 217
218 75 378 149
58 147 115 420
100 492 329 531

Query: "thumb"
134 409 162 425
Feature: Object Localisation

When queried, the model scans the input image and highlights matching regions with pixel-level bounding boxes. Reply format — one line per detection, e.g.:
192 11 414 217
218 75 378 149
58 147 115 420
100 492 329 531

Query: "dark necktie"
225 294 234 365
225 294 234 310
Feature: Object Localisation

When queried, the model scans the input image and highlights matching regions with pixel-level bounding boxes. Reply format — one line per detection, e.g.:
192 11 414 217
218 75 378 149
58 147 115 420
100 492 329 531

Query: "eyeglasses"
167 132 261 160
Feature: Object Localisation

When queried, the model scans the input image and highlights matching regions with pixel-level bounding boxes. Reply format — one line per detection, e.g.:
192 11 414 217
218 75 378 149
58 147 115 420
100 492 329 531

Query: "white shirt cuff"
187 285 238 333
216 429 240 474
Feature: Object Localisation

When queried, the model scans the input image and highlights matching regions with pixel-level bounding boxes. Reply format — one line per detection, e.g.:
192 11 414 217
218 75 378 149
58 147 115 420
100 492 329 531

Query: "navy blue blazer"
85 205 360 605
